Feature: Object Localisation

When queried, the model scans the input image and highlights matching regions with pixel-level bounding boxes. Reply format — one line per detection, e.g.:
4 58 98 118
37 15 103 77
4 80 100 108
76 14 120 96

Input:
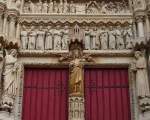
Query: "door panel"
22 68 69 120
84 68 131 120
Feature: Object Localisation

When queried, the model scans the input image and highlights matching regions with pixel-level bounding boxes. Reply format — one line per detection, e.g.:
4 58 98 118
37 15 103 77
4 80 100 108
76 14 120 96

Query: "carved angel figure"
2 49 19 111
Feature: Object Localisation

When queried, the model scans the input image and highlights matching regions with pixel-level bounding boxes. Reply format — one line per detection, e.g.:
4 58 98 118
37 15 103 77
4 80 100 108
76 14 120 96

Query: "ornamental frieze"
19 14 133 24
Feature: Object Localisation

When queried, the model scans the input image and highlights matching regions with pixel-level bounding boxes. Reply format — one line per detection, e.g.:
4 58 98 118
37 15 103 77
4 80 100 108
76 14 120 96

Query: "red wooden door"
84 68 131 120
22 68 69 120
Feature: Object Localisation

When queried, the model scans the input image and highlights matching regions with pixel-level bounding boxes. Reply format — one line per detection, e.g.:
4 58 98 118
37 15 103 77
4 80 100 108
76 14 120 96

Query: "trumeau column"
59 25 93 120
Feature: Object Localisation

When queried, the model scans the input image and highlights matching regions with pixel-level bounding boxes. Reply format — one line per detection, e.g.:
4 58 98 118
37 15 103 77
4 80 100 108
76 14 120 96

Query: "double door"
22 68 131 120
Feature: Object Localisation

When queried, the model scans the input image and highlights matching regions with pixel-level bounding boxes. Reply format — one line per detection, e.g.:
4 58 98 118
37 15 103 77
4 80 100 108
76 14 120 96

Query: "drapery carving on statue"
1 49 20 112
131 51 150 113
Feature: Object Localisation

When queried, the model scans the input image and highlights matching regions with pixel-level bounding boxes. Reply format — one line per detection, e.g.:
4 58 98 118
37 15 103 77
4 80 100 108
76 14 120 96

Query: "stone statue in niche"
84 27 91 50
108 26 116 49
36 26 45 50
45 26 53 50
64 0 69 13
42 1 48 13
9 0 17 9
53 25 62 50
62 25 69 50
28 26 37 50
15 0 21 10
1 49 19 111
20 25 28 50
53 1 58 13
124 26 133 49
37 1 42 13
58 0 63 13
132 51 150 112
99 26 108 50
29 0 35 13
90 27 98 50
48 0 54 13
69 1 76 13
115 26 124 50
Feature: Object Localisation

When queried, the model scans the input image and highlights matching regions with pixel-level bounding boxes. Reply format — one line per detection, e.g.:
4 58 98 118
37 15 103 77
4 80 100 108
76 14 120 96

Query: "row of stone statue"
21 25 69 50
84 26 134 50
23 0 130 14
20 25 134 50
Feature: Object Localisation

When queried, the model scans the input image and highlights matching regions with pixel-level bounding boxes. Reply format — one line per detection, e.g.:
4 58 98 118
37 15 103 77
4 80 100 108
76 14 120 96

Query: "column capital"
135 15 145 23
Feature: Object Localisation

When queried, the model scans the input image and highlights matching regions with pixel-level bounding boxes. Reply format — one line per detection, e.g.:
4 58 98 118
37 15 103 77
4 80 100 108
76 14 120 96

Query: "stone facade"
0 0 150 120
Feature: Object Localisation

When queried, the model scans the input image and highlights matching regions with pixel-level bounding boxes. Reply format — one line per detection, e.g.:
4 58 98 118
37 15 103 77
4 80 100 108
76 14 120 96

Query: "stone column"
2 14 8 36
0 13 3 34
146 16 150 36
16 22 20 45
9 15 17 42
136 16 145 37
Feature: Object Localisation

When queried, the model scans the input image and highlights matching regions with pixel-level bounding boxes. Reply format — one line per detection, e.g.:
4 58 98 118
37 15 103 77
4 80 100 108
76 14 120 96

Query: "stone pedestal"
0 111 14 120
69 96 84 120
139 112 150 120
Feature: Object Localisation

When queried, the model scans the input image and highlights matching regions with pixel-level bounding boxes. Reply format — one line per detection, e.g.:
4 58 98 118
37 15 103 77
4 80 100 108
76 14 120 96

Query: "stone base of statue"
69 96 84 120
139 111 150 120
0 110 14 120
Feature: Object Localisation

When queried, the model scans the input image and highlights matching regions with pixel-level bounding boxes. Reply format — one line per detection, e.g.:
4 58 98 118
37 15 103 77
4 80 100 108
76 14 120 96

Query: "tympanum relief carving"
23 0 131 15
20 24 134 51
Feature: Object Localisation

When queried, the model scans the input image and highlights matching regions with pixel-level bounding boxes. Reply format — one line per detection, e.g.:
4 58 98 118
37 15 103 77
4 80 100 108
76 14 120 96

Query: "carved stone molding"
6 9 20 20
19 14 133 25
0 2 6 13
